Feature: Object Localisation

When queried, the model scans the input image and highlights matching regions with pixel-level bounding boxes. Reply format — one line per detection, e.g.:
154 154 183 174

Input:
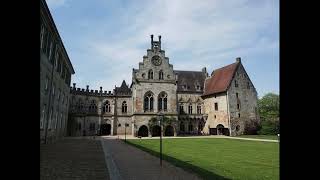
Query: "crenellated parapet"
70 83 115 97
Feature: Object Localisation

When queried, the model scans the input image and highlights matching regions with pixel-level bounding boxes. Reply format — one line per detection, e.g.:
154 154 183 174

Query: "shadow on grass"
125 140 231 180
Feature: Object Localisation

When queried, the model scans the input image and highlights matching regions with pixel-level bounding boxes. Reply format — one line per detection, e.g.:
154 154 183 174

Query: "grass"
126 138 279 180
238 135 278 140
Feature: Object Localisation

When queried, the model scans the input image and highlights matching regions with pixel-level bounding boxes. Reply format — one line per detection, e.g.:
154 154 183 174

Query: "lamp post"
158 112 164 166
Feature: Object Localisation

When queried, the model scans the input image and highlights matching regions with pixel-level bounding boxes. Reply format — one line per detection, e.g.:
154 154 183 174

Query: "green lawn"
238 135 278 140
126 138 279 180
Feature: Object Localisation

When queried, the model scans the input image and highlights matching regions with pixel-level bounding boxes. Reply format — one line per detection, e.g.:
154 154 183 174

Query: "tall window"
148 69 153 79
180 122 185 132
40 105 46 129
78 99 84 111
45 76 49 91
235 80 239 87
144 92 154 111
236 93 239 98
40 24 45 49
214 103 218 111
158 92 167 111
159 70 164 80
247 82 250 89
197 105 201 114
237 103 240 110
122 101 127 113
188 124 193 132
179 105 184 114
103 100 111 113
52 83 55 96
48 108 53 129
188 104 193 114
88 100 97 113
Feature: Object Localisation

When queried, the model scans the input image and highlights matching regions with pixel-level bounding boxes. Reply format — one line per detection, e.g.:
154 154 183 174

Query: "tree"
257 93 279 135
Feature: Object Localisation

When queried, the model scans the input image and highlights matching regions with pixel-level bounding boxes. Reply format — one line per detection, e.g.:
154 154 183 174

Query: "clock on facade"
151 55 162 66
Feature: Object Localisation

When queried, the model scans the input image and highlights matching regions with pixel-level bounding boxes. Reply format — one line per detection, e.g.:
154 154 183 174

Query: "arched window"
122 101 127 113
103 100 111 113
158 92 168 111
77 99 84 111
188 104 193 114
144 92 154 111
197 105 201 114
148 69 153 79
159 70 164 80
88 100 97 113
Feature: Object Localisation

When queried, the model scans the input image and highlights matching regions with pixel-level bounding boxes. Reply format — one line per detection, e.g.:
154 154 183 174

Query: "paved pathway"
100 136 201 180
40 138 110 180
110 135 279 142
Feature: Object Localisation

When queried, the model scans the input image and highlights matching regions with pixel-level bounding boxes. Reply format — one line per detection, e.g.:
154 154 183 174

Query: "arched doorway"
165 125 174 136
152 125 161 137
101 124 111 135
138 125 148 137
216 124 224 135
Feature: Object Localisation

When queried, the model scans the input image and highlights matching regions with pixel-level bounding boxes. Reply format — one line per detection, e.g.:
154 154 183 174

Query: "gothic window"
103 100 111 113
159 70 164 80
235 80 239 87
180 122 185 132
188 104 193 114
88 100 97 113
158 92 167 111
188 123 193 132
214 103 218 111
148 69 153 79
197 105 202 114
78 99 84 111
179 105 184 114
144 92 154 111
40 105 46 129
122 101 128 113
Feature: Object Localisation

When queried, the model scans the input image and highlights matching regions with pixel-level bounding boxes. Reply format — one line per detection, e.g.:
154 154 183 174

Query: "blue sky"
47 0 279 98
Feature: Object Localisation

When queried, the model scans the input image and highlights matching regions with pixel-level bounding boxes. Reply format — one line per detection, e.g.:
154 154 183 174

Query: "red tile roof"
202 62 240 97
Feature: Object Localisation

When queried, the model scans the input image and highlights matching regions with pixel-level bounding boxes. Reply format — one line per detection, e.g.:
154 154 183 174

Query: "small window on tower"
214 103 218 111
238 113 241 118
237 104 240 110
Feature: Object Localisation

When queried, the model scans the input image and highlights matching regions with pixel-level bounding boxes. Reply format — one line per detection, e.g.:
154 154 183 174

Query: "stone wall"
227 63 260 136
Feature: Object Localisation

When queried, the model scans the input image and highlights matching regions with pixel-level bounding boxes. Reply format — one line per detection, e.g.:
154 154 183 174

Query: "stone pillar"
111 119 114 135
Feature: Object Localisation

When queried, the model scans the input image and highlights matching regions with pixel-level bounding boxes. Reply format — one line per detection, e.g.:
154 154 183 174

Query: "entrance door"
216 124 224 135
101 124 111 135
138 125 148 137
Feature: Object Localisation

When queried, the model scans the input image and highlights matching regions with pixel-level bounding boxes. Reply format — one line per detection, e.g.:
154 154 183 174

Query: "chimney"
100 86 103 93
236 57 241 63
158 35 161 49
73 83 76 89
86 85 89 91
151 34 154 49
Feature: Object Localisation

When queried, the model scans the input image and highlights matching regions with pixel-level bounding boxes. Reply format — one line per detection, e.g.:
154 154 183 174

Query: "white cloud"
62 0 278 94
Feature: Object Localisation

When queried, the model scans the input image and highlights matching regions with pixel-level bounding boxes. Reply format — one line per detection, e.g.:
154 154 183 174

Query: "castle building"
40 0 75 144
68 35 259 137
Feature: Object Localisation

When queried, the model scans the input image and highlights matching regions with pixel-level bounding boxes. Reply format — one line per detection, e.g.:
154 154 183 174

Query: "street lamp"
158 112 164 166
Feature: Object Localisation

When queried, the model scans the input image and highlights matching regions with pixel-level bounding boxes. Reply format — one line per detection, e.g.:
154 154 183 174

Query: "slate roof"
115 80 132 95
202 61 240 97
174 70 206 93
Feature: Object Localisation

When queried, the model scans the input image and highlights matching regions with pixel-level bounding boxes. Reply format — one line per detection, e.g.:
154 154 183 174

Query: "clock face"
151 55 162 66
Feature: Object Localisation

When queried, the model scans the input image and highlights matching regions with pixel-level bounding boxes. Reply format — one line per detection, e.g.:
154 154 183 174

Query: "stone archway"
152 125 161 137
216 124 225 135
164 125 174 136
138 125 149 137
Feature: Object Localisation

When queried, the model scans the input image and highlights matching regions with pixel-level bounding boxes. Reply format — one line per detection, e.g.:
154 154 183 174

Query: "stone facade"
40 0 75 144
68 35 259 137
